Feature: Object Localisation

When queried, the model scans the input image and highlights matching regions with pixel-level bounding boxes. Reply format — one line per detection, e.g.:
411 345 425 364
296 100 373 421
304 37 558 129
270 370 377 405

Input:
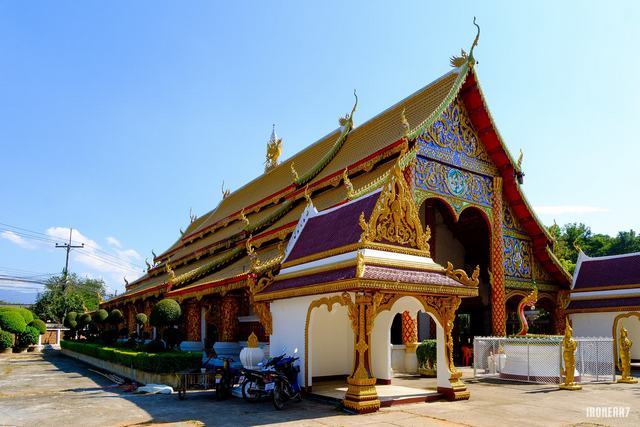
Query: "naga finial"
339 90 358 128
165 258 176 282
144 258 151 271
189 207 197 223
400 107 410 136
573 240 583 253
151 249 157 260
246 235 256 258
303 184 313 205
450 17 480 68
516 149 523 170
290 161 299 182
343 168 354 196
123 276 129 286
240 208 250 227
265 124 283 173
222 181 231 199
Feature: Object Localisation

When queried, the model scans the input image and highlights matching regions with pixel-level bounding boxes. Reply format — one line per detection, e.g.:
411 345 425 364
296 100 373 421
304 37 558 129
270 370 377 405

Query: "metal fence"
473 336 615 384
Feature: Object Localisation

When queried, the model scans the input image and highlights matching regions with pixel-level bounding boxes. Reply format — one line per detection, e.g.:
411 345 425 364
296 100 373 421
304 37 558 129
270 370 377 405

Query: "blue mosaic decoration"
417 99 497 176
415 158 493 207
503 235 532 279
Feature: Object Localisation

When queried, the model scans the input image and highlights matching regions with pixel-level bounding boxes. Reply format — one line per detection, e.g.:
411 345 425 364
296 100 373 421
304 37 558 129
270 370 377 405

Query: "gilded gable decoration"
445 262 480 287
359 163 431 255
265 124 283 173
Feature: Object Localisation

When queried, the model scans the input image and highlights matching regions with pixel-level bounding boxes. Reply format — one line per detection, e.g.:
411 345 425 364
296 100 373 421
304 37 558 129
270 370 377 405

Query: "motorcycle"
240 348 302 409
271 349 302 410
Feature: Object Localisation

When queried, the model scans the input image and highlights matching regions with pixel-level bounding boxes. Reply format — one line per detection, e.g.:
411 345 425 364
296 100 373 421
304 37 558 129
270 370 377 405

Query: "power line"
55 228 84 279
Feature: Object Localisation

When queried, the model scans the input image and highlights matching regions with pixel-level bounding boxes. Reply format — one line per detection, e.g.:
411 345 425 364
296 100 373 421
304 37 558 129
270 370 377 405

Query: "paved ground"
1 352 639 427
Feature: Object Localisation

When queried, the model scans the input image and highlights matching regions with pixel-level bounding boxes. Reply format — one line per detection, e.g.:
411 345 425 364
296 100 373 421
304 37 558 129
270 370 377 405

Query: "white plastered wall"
310 303 353 378
270 292 352 389
571 311 640 360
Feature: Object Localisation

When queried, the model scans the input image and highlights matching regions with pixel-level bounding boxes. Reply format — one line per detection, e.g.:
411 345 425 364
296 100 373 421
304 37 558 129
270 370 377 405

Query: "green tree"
32 274 106 322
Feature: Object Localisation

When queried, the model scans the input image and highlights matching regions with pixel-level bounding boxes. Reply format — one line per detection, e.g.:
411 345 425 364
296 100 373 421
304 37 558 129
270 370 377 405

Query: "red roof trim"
165 273 249 297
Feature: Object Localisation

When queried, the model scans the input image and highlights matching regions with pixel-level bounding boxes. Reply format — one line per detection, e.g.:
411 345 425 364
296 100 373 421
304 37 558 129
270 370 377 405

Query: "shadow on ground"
42 351 345 427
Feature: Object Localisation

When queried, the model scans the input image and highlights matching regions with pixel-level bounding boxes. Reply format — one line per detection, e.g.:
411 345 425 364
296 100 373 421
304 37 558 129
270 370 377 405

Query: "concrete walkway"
1 351 639 426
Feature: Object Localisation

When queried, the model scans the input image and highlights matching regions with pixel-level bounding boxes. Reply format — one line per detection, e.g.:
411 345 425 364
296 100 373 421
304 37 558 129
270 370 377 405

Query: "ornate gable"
359 163 431 254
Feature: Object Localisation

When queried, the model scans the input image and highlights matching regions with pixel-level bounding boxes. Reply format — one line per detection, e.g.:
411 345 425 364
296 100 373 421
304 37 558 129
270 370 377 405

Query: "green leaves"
32 274 106 322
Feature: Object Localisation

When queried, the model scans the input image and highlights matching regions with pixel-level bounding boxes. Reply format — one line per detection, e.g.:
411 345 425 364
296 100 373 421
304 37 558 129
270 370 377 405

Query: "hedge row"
61 340 201 373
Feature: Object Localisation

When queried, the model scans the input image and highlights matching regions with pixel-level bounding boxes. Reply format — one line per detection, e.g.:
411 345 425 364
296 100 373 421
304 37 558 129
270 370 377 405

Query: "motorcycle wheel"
241 379 260 403
272 382 286 410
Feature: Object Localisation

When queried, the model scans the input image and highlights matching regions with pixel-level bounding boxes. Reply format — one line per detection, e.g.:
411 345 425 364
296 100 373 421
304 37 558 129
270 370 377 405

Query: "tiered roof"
103 44 569 307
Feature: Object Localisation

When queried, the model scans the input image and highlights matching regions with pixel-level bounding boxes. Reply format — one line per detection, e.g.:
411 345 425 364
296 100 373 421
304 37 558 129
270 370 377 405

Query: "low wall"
62 348 180 388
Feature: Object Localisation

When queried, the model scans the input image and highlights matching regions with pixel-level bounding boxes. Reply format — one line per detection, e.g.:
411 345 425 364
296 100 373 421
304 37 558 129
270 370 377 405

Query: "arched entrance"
420 198 492 360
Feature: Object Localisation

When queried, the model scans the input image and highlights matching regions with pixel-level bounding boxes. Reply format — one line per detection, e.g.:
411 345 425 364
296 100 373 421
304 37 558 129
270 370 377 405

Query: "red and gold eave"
459 69 571 287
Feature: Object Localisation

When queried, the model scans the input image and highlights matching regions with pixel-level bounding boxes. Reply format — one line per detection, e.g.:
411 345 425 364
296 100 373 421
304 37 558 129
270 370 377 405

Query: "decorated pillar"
490 176 507 336
401 311 418 373
343 292 381 414
554 290 570 335
219 295 240 342
418 295 470 400
183 300 202 342
143 299 153 336
127 306 136 335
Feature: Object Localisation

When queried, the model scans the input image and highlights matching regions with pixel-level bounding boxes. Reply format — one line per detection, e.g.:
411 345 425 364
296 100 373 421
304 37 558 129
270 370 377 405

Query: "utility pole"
55 227 84 282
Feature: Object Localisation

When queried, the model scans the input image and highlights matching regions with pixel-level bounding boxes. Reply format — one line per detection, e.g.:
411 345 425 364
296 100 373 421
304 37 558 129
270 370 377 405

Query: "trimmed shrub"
93 309 109 323
78 313 92 327
63 312 78 330
150 299 181 327
60 340 201 373
16 326 39 348
416 339 437 369
29 319 47 335
0 330 14 350
108 309 124 325
135 313 147 326
0 310 27 334
16 307 34 324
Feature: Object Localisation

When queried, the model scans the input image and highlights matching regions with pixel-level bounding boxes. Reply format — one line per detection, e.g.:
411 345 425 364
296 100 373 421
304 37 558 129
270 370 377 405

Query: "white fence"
473 336 615 384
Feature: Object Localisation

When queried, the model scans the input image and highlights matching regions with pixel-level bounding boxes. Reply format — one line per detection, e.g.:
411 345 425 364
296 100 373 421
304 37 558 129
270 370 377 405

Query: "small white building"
567 251 640 363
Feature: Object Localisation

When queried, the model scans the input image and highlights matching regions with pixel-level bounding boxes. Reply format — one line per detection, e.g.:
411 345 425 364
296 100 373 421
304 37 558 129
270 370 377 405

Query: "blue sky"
1 1 638 303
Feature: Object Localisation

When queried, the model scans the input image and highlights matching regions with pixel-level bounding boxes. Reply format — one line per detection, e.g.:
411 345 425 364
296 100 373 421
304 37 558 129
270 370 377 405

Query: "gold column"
490 176 507 336
127 306 136 335
554 290 570 335
342 293 381 414
219 295 240 342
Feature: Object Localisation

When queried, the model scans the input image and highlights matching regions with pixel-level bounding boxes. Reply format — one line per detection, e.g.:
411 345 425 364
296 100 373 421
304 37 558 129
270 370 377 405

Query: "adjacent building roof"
566 251 640 313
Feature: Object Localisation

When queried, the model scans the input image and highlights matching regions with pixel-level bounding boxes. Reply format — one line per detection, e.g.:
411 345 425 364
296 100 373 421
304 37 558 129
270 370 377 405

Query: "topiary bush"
416 339 437 369
108 309 124 325
16 326 40 348
135 313 147 326
0 330 14 350
16 307 34 324
0 310 27 334
29 319 47 335
78 313 92 328
150 299 181 328
93 309 109 324
63 312 78 330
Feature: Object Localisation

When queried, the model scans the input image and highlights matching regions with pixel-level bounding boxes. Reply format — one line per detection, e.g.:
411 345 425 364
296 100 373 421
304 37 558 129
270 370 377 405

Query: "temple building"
101 27 571 411
567 251 640 364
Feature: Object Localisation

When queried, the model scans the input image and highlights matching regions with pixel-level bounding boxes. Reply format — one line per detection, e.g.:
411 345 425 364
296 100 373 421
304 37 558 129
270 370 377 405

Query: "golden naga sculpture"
559 318 582 390
144 258 151 271
246 236 285 274
343 168 354 197
165 258 176 285
359 163 431 255
239 208 250 227
445 262 480 287
450 17 480 68
516 286 538 336
290 161 299 182
303 184 313 205
221 181 231 199
339 90 358 129
123 276 129 287
400 108 410 137
617 326 638 383
265 124 283 173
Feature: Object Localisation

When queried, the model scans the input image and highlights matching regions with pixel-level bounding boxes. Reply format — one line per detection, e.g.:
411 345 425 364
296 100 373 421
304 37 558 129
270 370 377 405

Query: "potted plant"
416 339 437 377
15 326 39 353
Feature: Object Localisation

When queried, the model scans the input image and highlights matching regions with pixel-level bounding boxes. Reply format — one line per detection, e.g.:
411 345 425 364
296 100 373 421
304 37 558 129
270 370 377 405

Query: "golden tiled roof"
120 69 461 298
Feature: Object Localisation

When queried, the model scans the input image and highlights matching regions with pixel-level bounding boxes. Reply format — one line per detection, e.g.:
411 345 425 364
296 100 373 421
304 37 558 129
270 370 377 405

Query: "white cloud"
1 231 37 250
106 236 122 248
45 227 143 293
534 205 609 215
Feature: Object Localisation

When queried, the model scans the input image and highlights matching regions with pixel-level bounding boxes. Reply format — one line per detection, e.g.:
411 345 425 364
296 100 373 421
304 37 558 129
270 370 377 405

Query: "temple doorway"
420 199 491 362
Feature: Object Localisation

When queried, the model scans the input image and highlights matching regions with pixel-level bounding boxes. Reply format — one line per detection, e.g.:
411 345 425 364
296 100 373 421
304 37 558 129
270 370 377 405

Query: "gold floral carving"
247 274 274 335
355 251 365 278
416 295 461 377
247 332 259 348
359 163 431 255
445 262 479 287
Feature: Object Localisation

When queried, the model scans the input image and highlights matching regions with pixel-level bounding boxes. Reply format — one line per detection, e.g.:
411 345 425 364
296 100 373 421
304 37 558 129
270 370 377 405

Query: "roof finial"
449 17 480 68
265 124 283 173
